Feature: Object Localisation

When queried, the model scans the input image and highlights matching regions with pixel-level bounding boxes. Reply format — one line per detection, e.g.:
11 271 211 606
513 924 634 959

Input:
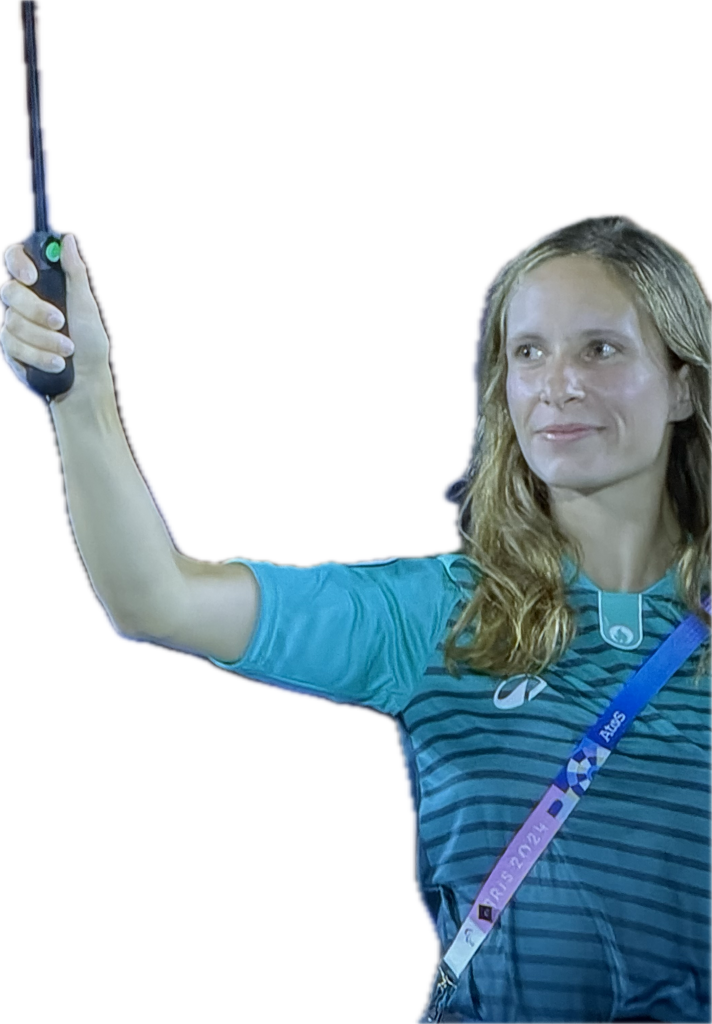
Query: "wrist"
49 365 120 429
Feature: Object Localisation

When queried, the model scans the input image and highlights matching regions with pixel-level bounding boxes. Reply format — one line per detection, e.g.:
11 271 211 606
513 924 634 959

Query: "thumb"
59 233 88 281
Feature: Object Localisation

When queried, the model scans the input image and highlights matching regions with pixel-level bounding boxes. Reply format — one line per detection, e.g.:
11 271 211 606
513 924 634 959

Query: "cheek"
505 373 529 427
505 372 517 411
612 374 670 427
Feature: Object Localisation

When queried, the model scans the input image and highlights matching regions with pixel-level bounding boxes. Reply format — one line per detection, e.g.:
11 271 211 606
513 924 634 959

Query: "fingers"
0 278 65 330
2 239 66 330
1 241 65 383
4 243 38 285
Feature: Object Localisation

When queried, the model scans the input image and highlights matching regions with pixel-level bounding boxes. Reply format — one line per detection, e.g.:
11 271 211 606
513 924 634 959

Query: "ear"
670 363 694 423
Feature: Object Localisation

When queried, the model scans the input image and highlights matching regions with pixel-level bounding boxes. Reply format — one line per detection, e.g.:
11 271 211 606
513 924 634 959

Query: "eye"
512 339 618 360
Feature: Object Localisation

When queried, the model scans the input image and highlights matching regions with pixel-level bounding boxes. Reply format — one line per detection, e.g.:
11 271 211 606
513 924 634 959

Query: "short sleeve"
207 555 466 715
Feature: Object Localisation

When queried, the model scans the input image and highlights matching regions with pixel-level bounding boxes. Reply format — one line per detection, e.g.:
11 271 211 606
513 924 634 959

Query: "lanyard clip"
424 962 458 1023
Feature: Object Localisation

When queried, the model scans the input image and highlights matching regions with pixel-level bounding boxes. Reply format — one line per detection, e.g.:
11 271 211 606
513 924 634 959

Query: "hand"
1 234 111 396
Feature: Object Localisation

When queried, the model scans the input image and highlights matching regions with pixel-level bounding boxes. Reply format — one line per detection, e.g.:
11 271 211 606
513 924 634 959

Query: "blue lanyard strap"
425 595 710 1022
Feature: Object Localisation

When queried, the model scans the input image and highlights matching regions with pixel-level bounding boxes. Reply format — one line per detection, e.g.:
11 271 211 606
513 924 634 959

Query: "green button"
45 240 61 263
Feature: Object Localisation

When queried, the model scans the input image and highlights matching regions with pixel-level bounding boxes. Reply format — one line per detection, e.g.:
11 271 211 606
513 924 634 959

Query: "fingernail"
48 312 64 329
22 269 35 285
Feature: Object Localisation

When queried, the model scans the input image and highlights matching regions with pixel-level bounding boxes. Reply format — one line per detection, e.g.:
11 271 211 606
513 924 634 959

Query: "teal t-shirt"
208 553 710 1023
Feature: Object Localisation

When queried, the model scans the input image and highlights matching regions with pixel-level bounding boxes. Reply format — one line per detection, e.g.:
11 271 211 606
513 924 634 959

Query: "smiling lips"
536 424 603 440
536 419 602 432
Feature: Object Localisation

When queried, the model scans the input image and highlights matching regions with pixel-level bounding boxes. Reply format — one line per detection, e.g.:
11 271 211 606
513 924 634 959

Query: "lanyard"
426 594 711 1022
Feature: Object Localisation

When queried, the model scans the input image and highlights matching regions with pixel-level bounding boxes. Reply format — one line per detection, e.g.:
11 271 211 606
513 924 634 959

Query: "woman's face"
504 254 692 496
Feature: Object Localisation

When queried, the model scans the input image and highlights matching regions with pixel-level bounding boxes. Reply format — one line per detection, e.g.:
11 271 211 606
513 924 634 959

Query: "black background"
0 4 700 1019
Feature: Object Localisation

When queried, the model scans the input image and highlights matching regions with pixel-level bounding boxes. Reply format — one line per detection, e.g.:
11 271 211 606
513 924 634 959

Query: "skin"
504 254 693 593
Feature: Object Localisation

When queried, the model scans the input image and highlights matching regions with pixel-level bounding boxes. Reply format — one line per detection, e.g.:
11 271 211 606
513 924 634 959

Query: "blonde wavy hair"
443 216 711 688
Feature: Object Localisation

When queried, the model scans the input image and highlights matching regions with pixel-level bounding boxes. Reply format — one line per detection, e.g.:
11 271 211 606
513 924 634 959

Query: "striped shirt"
208 553 710 1023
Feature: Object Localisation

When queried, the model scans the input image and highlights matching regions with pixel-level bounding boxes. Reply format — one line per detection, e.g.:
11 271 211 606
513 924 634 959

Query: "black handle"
22 231 75 400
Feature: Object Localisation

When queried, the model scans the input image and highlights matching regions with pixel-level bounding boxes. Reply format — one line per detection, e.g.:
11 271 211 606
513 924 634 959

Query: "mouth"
537 427 602 441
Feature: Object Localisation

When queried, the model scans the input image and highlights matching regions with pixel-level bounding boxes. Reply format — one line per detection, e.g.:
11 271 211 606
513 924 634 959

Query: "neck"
557 495 680 593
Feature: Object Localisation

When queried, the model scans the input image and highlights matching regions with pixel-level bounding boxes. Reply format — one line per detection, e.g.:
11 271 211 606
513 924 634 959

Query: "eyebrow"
507 328 634 345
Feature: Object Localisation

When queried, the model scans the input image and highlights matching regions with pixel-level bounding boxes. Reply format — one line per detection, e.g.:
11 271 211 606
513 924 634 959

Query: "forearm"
50 370 183 638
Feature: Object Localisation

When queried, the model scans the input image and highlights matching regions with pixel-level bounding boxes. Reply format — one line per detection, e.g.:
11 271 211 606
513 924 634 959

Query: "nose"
537 351 585 405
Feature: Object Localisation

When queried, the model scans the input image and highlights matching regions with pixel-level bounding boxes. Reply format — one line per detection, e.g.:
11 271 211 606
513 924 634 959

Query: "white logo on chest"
493 674 548 710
